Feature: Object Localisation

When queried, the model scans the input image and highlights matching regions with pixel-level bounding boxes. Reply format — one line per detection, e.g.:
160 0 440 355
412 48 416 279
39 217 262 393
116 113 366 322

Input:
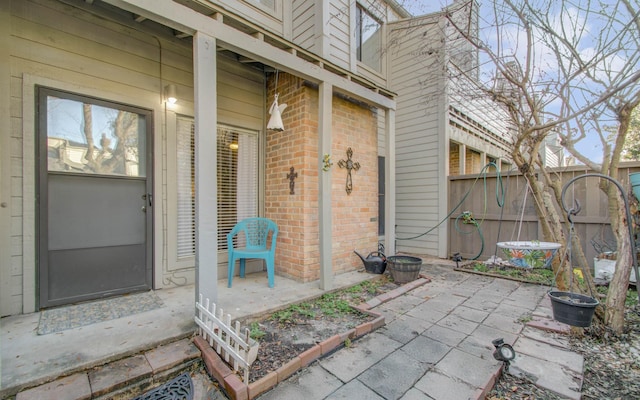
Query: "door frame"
36 86 155 309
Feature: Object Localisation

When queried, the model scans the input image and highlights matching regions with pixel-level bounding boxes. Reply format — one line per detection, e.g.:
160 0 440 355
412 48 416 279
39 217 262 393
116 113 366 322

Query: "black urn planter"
387 256 422 284
548 291 599 328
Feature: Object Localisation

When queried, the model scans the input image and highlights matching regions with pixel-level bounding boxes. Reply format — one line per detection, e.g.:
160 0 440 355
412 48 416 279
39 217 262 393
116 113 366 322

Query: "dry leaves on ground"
488 293 640 400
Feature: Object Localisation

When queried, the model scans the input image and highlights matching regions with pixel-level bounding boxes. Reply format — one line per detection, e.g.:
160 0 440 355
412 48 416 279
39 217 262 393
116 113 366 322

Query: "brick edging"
195 275 432 400
473 364 503 400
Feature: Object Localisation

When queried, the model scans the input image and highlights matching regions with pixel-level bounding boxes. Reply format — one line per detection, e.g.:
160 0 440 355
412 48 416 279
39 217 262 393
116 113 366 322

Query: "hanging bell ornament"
267 93 287 132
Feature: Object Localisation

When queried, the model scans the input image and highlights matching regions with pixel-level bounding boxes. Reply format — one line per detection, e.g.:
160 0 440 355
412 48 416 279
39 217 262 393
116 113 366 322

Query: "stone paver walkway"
8 261 585 400
255 264 583 400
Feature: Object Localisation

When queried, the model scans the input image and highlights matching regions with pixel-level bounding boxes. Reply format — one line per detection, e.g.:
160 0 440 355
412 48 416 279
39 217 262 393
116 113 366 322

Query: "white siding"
389 15 445 256
544 146 560 168
292 0 316 52
4 0 265 316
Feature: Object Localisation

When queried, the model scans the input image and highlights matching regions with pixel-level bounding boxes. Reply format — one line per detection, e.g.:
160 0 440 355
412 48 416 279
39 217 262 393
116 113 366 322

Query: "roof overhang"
101 0 396 110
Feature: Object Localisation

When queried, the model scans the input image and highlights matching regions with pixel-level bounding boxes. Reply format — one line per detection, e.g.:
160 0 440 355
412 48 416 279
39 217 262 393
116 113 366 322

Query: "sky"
399 0 449 16
396 0 632 165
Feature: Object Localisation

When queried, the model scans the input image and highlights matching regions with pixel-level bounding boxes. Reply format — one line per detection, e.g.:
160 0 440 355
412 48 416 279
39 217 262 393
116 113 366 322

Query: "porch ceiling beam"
101 0 395 110
174 31 191 39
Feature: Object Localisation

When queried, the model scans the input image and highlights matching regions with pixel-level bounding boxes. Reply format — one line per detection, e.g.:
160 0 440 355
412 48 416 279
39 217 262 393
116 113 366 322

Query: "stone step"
14 338 201 400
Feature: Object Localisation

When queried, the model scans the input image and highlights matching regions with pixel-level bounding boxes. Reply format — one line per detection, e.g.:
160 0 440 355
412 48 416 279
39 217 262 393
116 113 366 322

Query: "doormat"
37 291 164 335
133 372 193 400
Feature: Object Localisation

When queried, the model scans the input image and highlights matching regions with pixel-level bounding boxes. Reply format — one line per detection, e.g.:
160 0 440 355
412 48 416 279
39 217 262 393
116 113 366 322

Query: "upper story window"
356 4 382 72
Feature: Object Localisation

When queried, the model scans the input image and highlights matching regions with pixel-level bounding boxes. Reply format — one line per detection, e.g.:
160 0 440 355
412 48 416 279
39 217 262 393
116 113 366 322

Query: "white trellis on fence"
195 294 259 382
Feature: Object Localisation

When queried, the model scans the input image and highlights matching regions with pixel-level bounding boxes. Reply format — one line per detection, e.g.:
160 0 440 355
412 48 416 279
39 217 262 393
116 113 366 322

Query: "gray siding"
2 0 265 316
216 0 285 36
218 55 265 131
5 0 191 316
327 0 351 69
292 0 316 52
389 15 445 256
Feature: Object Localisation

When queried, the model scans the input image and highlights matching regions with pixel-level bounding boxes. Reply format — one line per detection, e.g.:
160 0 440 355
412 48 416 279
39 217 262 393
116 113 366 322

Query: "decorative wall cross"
338 147 360 195
287 166 298 195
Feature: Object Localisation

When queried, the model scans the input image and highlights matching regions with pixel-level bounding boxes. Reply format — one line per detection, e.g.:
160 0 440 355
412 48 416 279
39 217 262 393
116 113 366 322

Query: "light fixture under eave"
165 84 178 104
229 142 239 150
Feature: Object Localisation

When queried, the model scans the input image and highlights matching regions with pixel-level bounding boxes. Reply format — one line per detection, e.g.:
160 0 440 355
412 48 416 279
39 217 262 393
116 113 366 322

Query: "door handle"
142 193 153 207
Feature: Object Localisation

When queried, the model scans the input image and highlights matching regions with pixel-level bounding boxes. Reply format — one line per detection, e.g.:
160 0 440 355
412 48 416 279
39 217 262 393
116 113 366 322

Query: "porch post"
459 143 466 174
384 108 396 256
319 82 333 290
194 32 218 304
0 1 12 316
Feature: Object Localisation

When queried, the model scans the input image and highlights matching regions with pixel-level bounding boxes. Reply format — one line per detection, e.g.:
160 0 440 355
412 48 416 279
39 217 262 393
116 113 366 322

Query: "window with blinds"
176 117 195 259
176 118 259 259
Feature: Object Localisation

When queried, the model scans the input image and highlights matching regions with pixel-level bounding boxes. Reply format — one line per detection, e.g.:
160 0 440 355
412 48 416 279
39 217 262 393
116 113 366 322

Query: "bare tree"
446 0 640 333
621 106 639 161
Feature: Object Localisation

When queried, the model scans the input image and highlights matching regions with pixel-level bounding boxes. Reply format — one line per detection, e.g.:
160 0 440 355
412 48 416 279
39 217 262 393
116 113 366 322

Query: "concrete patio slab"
318 332 403 382
436 314 480 335
398 387 435 399
357 350 430 400
509 352 582 400
482 311 527 335
324 379 385 399
413 294 466 314
254 365 343 400
381 314 433 344
436 348 501 388
514 336 584 373
520 326 570 348
457 325 518 359
449 305 490 323
414 370 477 400
401 336 452 365
421 324 468 347
405 303 448 324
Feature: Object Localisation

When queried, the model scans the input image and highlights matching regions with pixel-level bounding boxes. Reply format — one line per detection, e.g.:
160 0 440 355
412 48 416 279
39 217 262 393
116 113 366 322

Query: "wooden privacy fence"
195 294 259 383
448 163 640 268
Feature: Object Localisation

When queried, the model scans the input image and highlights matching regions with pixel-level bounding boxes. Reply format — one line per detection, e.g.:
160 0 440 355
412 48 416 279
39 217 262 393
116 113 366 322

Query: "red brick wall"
265 73 379 281
449 141 460 175
465 149 482 174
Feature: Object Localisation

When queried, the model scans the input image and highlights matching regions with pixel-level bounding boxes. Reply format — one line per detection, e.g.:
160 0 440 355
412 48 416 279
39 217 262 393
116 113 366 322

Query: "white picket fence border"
195 294 260 382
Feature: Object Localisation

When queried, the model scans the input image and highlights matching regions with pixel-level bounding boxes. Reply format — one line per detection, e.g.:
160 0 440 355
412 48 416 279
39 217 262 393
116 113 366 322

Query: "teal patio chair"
227 217 278 288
